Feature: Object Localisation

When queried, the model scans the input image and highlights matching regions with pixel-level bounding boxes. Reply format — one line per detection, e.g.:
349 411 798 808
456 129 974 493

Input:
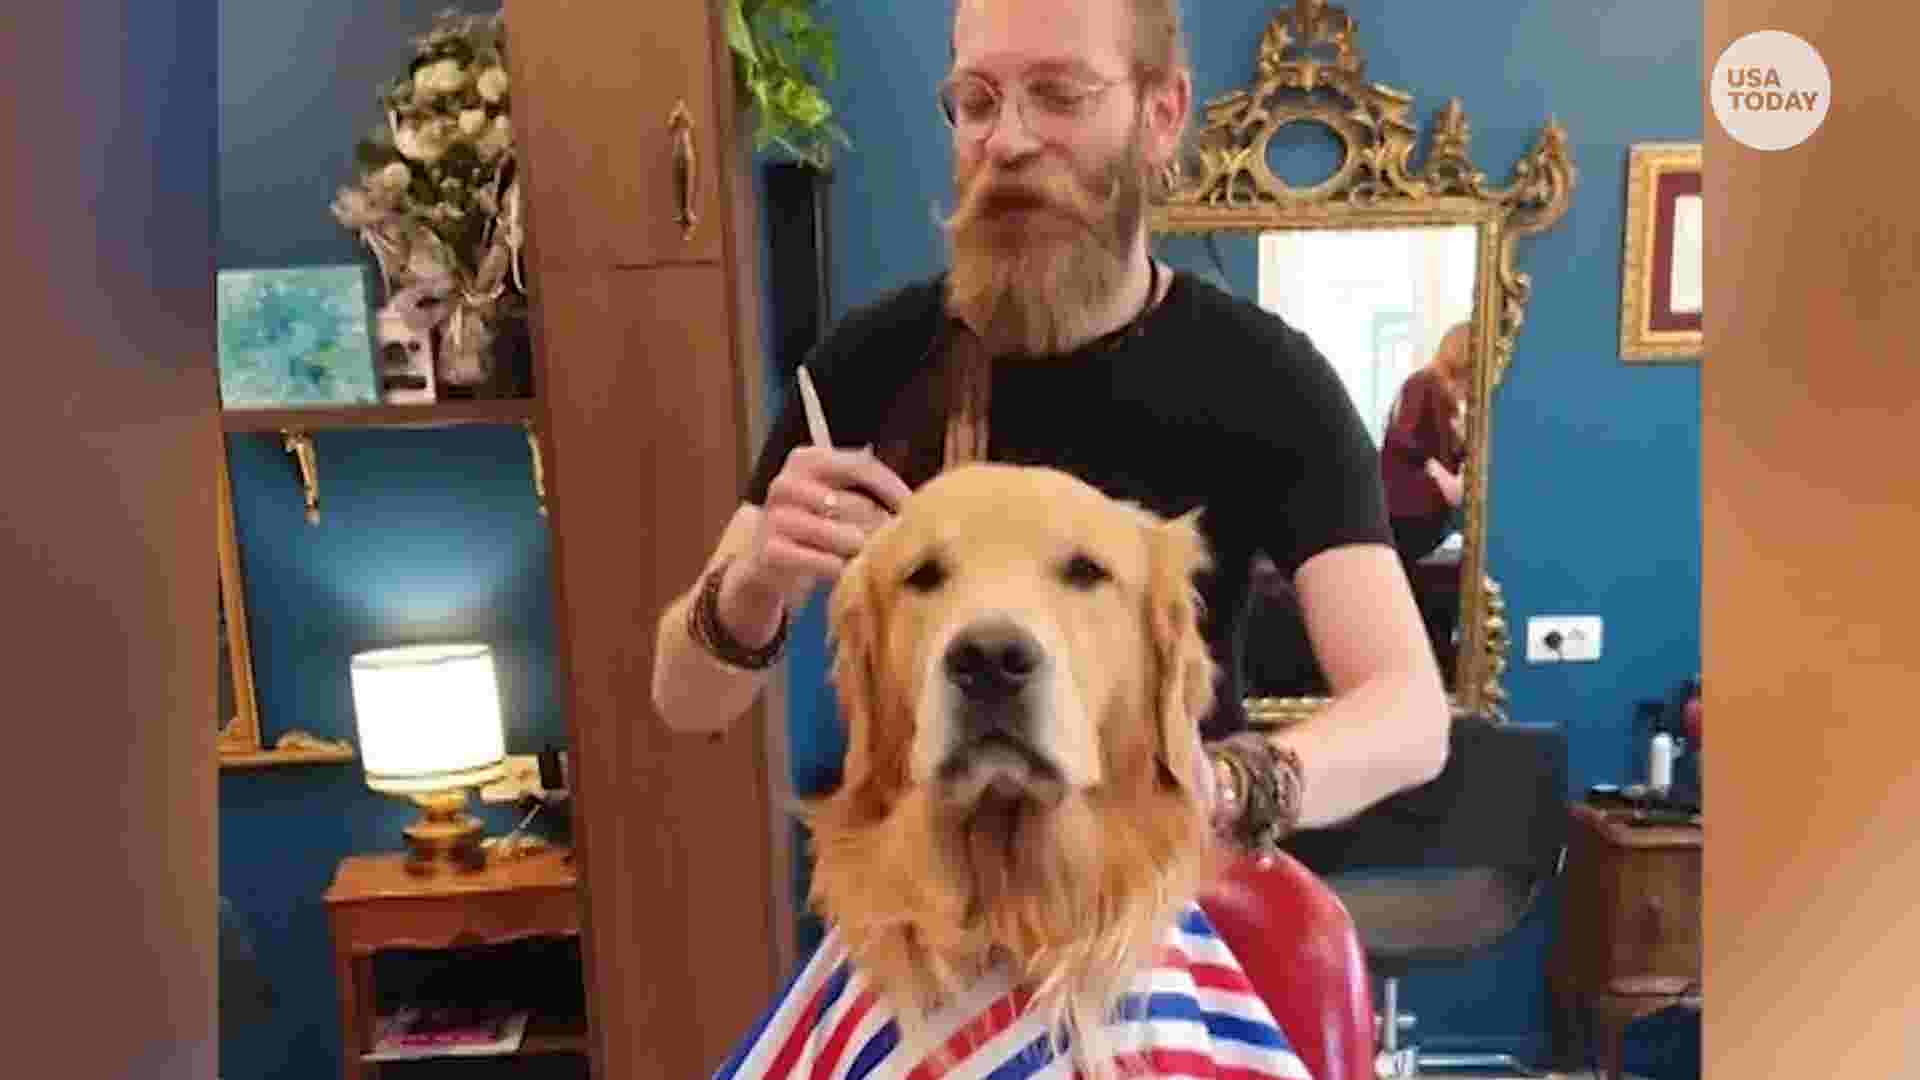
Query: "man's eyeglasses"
937 72 1127 144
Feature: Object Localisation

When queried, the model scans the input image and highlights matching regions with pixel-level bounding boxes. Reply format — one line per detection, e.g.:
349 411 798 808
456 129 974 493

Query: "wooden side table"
324 847 585 1080
1550 801 1702 1080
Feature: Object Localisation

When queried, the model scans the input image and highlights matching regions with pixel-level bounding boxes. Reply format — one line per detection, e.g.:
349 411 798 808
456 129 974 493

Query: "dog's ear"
826 548 895 816
1146 507 1216 794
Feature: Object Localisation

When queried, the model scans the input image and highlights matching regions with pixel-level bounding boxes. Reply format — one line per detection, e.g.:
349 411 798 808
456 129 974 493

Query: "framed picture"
217 264 381 407
217 439 263 759
1620 142 1703 362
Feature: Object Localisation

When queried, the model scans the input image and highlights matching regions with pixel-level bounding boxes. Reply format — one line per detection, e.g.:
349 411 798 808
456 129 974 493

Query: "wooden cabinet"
1550 802 1703 1080
505 1 787 1077
508 0 725 269
324 849 587 1080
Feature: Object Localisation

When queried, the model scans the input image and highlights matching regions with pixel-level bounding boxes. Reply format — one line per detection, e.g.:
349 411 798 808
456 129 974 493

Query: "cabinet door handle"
1641 896 1666 941
669 100 698 237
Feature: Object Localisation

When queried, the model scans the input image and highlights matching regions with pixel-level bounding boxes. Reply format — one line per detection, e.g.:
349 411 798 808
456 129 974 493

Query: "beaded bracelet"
687 556 790 670
1206 733 1304 857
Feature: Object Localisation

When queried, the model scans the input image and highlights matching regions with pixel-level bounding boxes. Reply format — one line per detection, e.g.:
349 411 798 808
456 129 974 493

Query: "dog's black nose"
944 619 1041 704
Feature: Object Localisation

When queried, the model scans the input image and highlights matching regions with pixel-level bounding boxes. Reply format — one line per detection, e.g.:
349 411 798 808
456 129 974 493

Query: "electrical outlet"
1526 615 1603 663
479 754 544 804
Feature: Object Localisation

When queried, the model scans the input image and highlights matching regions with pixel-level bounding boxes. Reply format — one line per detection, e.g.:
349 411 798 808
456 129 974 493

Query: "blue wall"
220 0 1699 1076
784 0 1702 1074
217 4 563 1079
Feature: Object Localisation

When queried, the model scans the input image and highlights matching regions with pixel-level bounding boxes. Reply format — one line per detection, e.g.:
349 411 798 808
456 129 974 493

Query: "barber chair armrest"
1201 851 1376 1080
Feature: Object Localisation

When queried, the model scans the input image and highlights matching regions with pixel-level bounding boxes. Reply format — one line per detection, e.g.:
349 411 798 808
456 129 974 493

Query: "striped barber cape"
713 903 1315 1079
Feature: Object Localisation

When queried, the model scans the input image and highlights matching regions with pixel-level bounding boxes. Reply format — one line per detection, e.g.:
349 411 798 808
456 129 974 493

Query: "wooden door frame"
506 0 795 1072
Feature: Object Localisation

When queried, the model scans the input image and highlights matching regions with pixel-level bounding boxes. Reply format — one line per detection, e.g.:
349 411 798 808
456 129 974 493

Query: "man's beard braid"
940 138 1148 358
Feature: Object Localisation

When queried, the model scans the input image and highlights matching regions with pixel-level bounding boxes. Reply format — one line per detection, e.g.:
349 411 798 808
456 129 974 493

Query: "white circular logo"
1710 30 1830 151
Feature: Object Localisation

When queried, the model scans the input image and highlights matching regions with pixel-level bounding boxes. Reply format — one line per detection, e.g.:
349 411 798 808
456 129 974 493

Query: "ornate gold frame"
1619 141 1703 362
217 441 264 760
218 435 357 769
1148 0 1576 723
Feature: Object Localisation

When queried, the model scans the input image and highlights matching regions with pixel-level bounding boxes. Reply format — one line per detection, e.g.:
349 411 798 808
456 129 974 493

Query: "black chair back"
1284 719 1570 886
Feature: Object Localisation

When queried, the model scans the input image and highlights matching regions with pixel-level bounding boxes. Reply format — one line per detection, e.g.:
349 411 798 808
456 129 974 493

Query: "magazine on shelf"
363 1005 530 1061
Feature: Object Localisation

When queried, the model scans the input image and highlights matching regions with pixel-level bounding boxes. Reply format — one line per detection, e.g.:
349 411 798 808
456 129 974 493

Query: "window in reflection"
1255 225 1477 451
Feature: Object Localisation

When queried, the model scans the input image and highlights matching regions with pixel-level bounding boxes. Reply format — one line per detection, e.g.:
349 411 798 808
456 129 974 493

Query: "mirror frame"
1148 0 1577 723
217 435 358 769
217 437 265 760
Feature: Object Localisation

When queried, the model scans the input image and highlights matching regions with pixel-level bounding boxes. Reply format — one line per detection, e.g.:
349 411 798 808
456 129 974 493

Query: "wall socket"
1526 615 1603 663
479 752 571 804
480 755 544 803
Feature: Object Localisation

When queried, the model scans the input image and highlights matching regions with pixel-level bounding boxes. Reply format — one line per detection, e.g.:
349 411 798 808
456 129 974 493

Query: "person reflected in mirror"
1381 321 1471 680
1381 320 1470 565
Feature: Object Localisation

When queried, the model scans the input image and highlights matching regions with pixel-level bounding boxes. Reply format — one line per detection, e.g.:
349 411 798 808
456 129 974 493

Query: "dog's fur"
800 463 1222 1076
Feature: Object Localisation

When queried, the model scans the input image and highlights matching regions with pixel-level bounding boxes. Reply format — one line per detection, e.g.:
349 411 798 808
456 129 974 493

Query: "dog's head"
803 462 1218 1048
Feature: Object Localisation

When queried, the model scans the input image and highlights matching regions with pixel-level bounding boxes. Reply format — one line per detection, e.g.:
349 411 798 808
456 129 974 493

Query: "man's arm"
1267 542 1450 829
653 449 910 735
651 503 786 735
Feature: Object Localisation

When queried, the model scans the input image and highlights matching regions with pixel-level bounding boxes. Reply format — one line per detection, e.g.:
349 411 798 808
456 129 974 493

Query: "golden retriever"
801 461 1223 1076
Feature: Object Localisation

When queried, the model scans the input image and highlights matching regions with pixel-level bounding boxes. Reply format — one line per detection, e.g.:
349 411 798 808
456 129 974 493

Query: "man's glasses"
937 72 1127 144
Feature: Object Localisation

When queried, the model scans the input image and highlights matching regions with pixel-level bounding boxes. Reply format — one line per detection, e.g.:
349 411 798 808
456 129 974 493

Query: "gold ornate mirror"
1149 0 1576 722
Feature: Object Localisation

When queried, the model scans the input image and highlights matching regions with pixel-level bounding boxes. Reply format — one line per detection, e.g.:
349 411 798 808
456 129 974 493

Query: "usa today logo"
1711 30 1830 151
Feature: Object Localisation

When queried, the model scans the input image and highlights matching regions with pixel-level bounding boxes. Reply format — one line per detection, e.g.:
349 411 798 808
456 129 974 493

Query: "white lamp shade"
349 643 508 795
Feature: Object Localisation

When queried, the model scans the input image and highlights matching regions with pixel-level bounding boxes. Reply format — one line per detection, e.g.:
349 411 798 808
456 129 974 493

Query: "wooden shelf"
220 399 552 519
218 745 357 770
221 400 537 433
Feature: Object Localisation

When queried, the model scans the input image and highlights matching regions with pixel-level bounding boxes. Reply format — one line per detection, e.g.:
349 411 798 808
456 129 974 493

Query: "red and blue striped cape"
713 903 1315 1079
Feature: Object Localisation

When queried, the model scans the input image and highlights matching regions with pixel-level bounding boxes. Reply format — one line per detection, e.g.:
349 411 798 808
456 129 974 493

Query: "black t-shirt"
745 270 1392 739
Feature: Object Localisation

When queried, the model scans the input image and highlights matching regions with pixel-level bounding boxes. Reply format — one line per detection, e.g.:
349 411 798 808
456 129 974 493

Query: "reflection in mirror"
1264 226 1479 690
1159 227 1479 692
1150 1 1575 722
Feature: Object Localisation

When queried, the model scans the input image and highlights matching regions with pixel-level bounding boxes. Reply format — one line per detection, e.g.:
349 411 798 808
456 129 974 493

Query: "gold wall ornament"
283 429 320 525
524 419 548 516
1155 1 1578 723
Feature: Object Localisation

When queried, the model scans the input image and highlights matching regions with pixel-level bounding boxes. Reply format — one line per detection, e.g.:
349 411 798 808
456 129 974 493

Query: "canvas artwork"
217 265 380 407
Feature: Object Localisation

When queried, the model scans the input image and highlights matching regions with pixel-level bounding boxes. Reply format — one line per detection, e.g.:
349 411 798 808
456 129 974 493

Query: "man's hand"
718 446 912 645
1425 458 1465 508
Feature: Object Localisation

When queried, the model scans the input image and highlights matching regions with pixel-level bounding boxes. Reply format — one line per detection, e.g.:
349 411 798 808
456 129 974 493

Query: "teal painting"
217 265 379 408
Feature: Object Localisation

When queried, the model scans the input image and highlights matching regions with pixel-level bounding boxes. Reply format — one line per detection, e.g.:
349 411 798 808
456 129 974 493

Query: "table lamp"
349 643 508 874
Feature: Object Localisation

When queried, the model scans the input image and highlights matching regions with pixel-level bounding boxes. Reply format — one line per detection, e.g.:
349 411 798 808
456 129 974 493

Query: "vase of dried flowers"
332 8 530 401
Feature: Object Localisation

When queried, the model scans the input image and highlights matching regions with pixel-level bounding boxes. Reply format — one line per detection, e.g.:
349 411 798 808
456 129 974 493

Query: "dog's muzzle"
936 617 1062 802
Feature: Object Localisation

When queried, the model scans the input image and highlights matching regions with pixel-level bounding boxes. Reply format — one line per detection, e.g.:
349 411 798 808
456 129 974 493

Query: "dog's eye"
904 557 947 592
1061 552 1109 589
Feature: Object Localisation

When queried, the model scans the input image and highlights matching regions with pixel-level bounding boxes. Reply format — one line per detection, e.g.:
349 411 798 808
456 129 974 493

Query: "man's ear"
1142 67 1194 177
1145 507 1215 794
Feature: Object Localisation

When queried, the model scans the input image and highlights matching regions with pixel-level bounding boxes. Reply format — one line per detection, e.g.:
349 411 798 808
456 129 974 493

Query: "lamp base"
401 789 488 874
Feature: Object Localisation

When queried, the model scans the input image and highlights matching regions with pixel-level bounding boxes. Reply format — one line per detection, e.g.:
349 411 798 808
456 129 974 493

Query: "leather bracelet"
1207 733 1304 857
687 557 789 670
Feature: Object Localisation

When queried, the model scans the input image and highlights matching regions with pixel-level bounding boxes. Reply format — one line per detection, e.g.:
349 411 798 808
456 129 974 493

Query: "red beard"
941 137 1148 357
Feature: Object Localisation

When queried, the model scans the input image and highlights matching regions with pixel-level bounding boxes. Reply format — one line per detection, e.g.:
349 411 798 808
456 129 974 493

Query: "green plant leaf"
724 0 759 63
728 0 848 168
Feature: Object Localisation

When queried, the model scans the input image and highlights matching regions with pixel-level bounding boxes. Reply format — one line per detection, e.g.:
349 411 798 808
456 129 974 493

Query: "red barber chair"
1202 850 1376 1080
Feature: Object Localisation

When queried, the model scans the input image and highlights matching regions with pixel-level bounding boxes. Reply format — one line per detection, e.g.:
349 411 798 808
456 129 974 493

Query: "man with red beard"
657 0 1446 909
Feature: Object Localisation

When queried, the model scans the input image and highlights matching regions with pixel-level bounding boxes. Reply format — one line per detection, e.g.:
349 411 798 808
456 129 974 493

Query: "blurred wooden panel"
1703 4 1920 1078
529 263 780 1077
